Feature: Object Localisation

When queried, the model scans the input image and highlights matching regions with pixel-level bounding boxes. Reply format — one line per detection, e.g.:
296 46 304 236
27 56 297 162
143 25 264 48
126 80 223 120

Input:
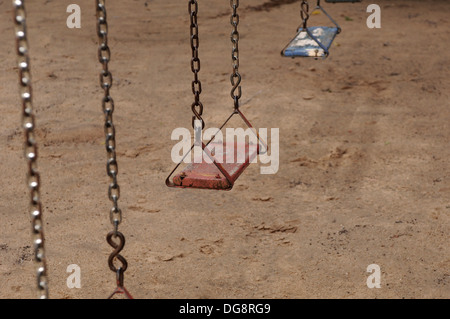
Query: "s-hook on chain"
300 0 310 30
230 0 242 110
12 0 49 299
96 0 132 299
189 0 204 130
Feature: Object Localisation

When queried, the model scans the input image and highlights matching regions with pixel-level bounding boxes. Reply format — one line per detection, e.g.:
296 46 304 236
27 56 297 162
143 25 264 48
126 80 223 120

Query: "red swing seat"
173 141 259 190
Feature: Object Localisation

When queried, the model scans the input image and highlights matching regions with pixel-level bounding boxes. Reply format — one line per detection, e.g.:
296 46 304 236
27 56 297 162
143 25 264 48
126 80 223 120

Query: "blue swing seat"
282 26 339 58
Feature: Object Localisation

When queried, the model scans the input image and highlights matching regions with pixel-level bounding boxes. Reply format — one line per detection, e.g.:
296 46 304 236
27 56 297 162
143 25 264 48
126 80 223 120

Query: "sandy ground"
0 0 449 299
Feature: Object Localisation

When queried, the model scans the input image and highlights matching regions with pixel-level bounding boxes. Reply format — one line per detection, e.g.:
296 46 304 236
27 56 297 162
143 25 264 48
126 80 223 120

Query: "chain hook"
301 1 310 29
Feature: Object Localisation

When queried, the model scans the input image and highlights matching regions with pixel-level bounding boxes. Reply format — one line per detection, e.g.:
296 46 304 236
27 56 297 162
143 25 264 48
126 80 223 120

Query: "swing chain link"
96 0 129 291
301 0 310 29
12 0 49 300
189 0 204 129
230 0 242 109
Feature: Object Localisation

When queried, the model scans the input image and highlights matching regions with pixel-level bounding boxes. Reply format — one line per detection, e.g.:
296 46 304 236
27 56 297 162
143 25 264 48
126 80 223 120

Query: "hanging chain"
95 0 131 298
12 0 49 299
230 0 242 110
189 0 204 130
300 0 310 29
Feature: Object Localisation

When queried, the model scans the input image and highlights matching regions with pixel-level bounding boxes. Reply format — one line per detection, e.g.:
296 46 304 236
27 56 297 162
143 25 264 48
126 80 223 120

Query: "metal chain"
301 0 310 29
95 0 130 297
230 0 242 110
12 0 49 299
188 0 204 130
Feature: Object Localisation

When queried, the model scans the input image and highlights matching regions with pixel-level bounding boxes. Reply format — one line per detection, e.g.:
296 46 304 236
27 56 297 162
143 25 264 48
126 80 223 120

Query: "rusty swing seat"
167 109 267 191
172 141 259 190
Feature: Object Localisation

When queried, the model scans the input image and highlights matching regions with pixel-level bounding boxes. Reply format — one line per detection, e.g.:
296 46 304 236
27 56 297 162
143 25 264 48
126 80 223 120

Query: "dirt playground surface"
0 0 449 299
